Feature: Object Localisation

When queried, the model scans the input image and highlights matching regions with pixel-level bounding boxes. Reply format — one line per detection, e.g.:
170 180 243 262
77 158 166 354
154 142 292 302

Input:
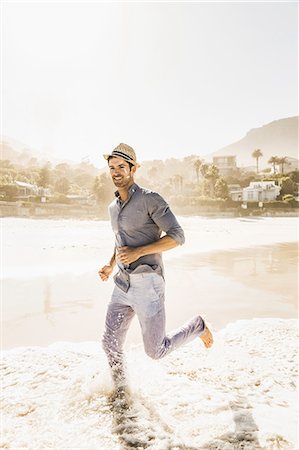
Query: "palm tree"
204 164 219 197
268 156 279 174
193 159 203 184
173 174 183 193
276 156 288 174
252 149 263 174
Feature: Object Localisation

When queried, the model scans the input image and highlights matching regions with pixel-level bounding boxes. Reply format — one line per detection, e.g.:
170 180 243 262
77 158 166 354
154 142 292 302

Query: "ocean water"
1 216 298 350
2 216 298 278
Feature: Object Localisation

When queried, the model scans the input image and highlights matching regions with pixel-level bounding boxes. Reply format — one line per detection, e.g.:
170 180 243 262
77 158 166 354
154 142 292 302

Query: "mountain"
206 116 298 168
0 136 77 166
2 115 297 173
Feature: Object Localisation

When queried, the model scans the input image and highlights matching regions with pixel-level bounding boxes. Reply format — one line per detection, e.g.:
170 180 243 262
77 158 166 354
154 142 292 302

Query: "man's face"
108 156 136 188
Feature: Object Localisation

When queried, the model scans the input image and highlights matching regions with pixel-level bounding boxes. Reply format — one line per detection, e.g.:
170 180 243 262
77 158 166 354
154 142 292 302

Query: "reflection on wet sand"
2 242 297 349
42 277 93 320
178 242 298 304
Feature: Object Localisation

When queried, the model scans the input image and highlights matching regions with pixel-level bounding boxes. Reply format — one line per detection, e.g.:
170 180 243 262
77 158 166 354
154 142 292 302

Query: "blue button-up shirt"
108 183 185 277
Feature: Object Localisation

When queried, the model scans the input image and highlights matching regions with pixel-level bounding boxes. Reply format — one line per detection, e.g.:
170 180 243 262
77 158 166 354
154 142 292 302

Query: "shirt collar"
114 183 139 202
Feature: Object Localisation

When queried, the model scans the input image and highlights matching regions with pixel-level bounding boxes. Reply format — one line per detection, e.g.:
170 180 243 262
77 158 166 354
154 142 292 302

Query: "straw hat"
103 143 140 168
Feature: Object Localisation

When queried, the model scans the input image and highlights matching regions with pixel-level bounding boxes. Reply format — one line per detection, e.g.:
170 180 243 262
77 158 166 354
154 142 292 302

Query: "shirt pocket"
134 208 147 225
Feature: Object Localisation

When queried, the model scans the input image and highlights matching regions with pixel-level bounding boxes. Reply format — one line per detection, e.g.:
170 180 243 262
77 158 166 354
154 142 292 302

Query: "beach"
1 216 298 449
2 217 298 349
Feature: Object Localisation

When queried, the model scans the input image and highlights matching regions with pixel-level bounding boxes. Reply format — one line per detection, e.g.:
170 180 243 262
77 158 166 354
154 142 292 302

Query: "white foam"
2 319 297 449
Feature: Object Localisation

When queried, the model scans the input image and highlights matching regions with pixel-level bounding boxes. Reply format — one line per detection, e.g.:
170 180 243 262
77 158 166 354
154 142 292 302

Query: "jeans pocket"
151 274 165 300
147 299 162 317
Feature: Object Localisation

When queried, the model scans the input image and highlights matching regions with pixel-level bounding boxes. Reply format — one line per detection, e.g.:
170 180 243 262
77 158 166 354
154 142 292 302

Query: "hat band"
111 150 136 163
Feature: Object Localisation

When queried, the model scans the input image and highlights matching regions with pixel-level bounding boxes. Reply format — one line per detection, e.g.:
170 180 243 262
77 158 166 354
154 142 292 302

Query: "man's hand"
98 264 114 281
116 246 141 265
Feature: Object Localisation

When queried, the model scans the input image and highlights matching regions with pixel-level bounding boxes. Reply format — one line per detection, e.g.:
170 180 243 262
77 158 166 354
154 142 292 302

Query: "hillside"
1 116 298 175
0 137 76 167
207 116 298 168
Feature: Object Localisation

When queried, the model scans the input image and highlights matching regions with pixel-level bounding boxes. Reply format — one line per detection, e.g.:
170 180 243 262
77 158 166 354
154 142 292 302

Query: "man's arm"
98 246 116 281
117 235 178 266
147 192 185 245
118 192 185 266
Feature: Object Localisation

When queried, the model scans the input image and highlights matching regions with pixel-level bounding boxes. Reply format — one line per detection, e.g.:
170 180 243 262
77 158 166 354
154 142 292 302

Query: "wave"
1 319 297 449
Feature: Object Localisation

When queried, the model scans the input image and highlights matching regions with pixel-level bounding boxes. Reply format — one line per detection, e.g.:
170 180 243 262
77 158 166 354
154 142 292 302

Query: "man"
99 143 213 386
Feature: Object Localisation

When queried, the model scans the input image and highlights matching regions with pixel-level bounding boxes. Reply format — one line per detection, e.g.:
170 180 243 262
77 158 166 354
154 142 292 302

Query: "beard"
112 173 132 188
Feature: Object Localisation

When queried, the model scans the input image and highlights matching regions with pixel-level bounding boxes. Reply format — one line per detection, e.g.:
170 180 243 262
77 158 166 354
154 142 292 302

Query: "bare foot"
200 325 214 348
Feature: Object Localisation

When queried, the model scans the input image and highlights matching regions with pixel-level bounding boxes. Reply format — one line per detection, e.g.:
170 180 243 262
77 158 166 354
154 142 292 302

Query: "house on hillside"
14 181 51 200
15 181 39 196
213 155 237 176
243 181 280 202
228 184 243 201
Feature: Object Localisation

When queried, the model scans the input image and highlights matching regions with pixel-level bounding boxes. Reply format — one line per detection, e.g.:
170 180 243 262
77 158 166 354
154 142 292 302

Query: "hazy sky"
2 1 298 167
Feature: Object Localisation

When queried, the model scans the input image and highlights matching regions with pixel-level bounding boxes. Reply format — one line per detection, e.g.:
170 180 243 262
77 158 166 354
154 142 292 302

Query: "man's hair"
108 156 134 171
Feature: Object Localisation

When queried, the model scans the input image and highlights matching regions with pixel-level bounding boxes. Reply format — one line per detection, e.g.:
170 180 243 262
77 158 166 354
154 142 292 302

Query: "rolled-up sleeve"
147 192 185 245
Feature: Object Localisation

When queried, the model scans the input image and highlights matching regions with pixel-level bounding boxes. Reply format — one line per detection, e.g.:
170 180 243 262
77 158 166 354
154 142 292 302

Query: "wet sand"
2 242 297 350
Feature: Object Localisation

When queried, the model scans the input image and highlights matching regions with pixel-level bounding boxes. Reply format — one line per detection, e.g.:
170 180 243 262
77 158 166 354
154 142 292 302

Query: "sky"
1 1 298 167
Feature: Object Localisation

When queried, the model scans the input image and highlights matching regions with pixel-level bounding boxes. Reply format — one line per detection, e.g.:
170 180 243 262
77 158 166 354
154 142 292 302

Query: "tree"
268 156 279 174
54 177 70 194
1 185 18 201
0 160 14 169
215 177 228 199
280 177 295 197
54 163 72 175
276 157 288 174
200 164 219 197
39 165 51 187
252 149 263 174
74 172 93 190
289 170 299 183
172 174 183 193
93 174 113 205
193 159 203 184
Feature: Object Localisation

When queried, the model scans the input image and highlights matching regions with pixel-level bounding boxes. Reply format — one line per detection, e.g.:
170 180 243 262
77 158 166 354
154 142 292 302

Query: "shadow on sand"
108 384 202 450
200 395 262 450
108 389 265 450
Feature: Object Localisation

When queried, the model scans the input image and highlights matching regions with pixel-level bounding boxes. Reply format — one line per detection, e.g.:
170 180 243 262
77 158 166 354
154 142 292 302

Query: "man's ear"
131 165 137 175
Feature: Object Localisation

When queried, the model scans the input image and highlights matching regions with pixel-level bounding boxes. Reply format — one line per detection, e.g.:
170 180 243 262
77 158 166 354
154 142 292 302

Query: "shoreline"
0 202 298 220
1 210 298 219
3 241 297 350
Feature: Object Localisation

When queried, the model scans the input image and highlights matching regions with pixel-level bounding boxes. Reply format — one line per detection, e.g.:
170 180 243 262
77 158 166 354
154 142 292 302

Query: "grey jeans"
102 272 205 384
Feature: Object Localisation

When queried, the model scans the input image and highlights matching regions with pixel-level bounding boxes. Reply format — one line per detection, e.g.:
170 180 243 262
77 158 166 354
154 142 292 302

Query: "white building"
15 180 39 196
14 181 51 199
243 181 280 202
228 184 243 201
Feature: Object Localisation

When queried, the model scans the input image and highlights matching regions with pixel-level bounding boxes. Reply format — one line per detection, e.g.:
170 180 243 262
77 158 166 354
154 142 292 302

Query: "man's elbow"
167 230 185 246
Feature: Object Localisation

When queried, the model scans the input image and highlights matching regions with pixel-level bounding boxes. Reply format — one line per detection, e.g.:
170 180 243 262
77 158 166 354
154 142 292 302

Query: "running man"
99 143 213 386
